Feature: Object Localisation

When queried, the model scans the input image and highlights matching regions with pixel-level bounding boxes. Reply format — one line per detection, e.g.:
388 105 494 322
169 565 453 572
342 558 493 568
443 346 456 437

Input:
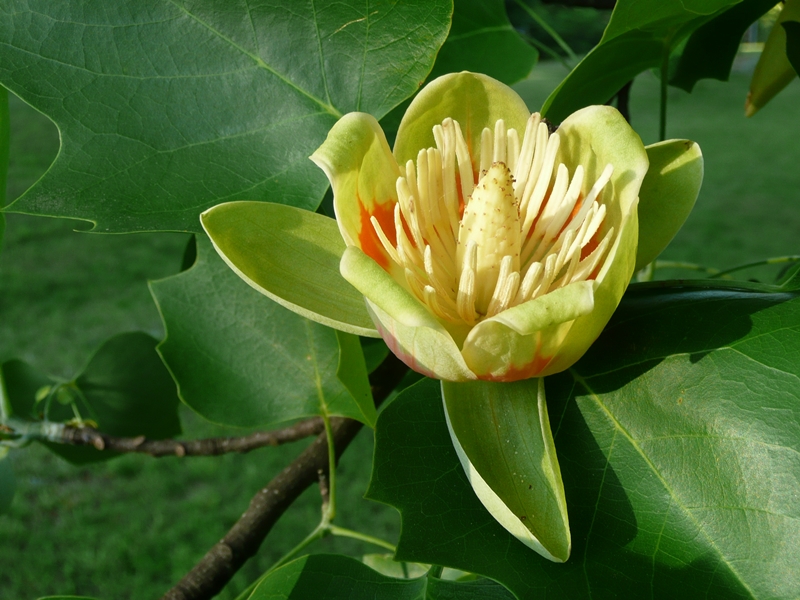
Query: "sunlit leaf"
0 0 451 232
542 0 744 123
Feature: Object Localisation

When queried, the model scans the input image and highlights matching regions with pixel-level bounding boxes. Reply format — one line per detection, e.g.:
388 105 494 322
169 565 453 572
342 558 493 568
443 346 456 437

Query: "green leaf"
670 0 776 92
150 236 376 427
0 447 14 515
1 333 181 464
379 0 535 140
442 379 569 563
369 284 800 598
541 0 742 123
430 0 537 83
0 0 451 232
201 201 377 337
248 554 514 599
785 21 800 75
636 139 704 271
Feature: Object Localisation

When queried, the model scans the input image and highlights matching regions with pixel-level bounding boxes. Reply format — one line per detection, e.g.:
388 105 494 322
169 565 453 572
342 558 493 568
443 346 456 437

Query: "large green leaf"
430 0 537 83
368 284 800 599
1 332 181 464
541 0 742 123
248 554 514 599
201 201 378 337
150 236 376 428
670 0 776 92
379 0 536 139
0 0 451 232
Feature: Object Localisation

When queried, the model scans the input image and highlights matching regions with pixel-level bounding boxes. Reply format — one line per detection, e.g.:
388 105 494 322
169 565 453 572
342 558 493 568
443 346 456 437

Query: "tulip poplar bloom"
311 72 648 382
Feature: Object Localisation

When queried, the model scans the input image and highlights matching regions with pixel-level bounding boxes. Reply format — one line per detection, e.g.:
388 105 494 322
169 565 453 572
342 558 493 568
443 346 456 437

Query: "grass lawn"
1 57 799 599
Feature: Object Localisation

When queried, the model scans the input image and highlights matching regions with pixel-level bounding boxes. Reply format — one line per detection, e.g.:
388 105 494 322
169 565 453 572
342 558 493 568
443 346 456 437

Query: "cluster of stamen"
371 114 615 326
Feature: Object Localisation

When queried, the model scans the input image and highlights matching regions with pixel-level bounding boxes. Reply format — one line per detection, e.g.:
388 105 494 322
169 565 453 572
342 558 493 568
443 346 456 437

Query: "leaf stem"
322 411 337 520
520 33 573 70
654 260 722 277
428 565 444 579
327 525 396 552
708 255 800 279
513 0 577 62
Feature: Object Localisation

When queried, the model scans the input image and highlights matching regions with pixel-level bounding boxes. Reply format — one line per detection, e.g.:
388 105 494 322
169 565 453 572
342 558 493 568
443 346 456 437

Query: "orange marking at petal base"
580 231 600 261
358 197 397 271
479 353 553 382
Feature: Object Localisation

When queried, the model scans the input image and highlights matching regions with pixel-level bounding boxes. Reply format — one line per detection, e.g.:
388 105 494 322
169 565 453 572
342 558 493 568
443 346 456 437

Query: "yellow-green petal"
461 281 595 381
635 139 703 272
542 105 646 376
394 72 531 171
310 112 402 276
340 246 476 381
201 201 379 338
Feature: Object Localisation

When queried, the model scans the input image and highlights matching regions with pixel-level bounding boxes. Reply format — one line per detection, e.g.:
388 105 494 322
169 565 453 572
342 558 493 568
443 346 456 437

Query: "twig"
58 418 325 457
161 353 408 600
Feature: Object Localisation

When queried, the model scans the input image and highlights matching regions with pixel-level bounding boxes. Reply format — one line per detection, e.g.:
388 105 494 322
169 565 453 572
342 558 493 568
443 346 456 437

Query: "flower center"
370 115 615 325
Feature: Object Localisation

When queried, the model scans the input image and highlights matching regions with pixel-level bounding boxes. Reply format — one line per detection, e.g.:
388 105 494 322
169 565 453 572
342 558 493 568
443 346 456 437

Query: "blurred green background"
2 18 800 600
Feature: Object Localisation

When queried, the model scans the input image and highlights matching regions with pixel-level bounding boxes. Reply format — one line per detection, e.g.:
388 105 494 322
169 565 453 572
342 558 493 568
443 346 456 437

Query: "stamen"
493 120 506 164
457 240 478 322
452 120 474 200
514 113 542 195
519 122 550 215
487 255 520 317
424 244 456 301
521 131 560 238
533 253 558 298
396 177 425 249
370 216 400 265
506 128 520 175
573 227 614 280
516 261 543 303
480 127 493 175
394 203 422 270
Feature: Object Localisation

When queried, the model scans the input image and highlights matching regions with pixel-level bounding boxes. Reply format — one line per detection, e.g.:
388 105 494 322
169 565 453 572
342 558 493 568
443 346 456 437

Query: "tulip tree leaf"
1 333 181 465
785 21 800 76
379 0 536 139
249 554 514 599
0 0 451 232
670 0 777 92
150 236 376 428
542 0 744 123
368 284 800 599
201 201 378 337
430 0 537 84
